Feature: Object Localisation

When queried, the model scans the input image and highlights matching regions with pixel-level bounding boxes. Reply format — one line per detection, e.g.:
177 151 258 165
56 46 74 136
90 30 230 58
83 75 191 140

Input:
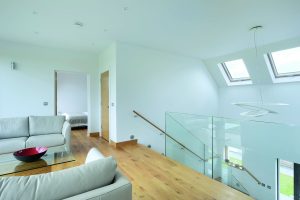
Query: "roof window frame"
267 51 300 78
221 62 251 82
218 59 252 86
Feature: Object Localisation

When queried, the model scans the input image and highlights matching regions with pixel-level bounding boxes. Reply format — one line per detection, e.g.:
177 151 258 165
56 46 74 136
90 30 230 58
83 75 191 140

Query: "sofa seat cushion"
0 137 27 154
26 134 65 148
0 117 29 139
29 116 65 136
0 156 117 200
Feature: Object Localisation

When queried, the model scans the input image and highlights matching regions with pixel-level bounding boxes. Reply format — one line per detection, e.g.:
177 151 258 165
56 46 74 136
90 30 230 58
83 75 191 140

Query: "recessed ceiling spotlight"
74 21 84 27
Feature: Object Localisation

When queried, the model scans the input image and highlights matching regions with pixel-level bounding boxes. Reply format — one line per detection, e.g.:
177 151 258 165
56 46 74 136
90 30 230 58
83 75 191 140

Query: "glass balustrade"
165 112 300 200
165 136 205 174
165 112 212 176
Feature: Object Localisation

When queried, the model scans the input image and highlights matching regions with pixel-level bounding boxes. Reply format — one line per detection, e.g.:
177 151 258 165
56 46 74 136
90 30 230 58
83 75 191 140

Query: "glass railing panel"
212 117 243 183
230 171 250 195
204 145 214 178
166 113 208 155
166 112 212 147
212 116 268 199
212 116 300 200
165 136 205 174
165 111 300 200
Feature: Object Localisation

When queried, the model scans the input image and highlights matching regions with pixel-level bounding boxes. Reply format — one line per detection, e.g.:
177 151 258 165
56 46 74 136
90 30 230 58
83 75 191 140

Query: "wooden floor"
8 130 252 200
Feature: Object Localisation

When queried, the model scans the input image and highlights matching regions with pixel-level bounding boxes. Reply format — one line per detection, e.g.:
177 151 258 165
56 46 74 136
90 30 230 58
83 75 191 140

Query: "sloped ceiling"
0 0 300 59
204 37 300 87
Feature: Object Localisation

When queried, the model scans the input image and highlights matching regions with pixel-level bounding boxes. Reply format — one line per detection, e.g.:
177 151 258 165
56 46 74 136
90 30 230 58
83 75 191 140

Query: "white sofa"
0 148 132 200
0 116 71 154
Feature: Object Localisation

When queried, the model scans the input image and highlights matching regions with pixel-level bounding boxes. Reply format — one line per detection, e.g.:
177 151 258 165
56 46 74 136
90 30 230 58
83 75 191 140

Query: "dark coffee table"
0 150 75 176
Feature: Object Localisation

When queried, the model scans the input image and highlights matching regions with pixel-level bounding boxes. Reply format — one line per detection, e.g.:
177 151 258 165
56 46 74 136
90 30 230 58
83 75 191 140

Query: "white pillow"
85 147 106 164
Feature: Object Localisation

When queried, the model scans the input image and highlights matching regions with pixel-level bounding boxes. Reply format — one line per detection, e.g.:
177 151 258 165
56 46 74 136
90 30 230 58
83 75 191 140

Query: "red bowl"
13 147 48 162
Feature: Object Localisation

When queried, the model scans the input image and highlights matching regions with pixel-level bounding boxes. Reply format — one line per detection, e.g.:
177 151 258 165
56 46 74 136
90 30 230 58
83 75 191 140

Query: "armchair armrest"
62 121 71 151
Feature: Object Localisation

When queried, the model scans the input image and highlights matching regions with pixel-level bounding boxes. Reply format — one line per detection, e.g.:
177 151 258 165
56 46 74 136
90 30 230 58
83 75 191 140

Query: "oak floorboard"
3 130 253 200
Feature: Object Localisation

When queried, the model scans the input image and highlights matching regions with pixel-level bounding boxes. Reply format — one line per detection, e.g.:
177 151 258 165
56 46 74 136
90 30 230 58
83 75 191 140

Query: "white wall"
0 40 99 132
115 43 219 153
57 72 88 114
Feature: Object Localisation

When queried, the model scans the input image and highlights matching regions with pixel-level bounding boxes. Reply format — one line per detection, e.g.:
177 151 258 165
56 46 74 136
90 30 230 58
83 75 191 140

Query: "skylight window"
267 47 300 78
221 59 251 82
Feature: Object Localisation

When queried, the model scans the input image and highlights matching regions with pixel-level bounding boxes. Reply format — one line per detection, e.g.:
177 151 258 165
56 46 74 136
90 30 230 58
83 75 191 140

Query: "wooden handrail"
133 110 208 162
133 110 166 134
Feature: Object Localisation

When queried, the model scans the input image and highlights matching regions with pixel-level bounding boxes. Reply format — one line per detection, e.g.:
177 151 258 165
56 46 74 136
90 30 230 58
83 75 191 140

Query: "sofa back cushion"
29 116 65 136
0 156 117 200
0 117 29 139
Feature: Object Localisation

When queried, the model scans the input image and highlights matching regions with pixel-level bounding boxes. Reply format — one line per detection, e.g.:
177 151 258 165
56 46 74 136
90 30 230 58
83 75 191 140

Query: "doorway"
55 71 88 130
101 71 109 141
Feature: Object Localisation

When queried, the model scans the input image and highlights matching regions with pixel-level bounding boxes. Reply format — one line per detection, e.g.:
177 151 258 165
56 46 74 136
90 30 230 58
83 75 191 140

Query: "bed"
61 112 88 128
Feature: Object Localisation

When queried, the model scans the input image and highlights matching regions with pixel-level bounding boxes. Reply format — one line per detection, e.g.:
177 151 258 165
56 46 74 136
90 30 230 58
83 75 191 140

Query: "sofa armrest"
64 171 132 200
62 121 71 151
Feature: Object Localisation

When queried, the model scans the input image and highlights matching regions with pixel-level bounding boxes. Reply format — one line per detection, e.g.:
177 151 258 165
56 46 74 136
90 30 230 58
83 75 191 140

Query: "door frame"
54 71 58 115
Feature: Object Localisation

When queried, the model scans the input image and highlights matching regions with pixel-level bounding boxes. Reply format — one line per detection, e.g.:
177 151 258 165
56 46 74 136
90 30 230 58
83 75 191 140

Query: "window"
220 59 251 83
267 47 300 78
224 146 242 165
278 159 294 200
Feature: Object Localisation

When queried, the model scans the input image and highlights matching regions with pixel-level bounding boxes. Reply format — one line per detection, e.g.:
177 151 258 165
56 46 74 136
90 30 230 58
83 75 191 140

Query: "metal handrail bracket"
225 160 261 185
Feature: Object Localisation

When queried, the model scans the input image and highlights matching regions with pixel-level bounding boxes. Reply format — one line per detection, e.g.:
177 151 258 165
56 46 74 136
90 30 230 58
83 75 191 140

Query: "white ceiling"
0 0 300 58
